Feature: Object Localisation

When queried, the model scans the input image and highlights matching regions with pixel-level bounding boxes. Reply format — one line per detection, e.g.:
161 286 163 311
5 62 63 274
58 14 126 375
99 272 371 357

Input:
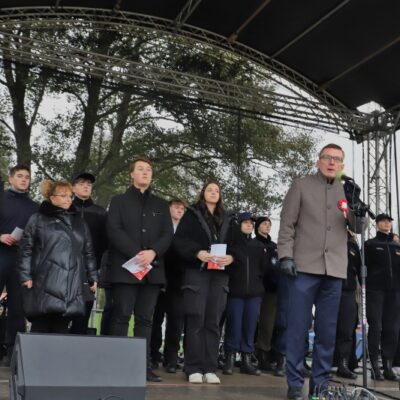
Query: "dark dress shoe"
370 359 384 381
274 355 286 377
337 358 357 379
165 364 177 374
147 369 162 382
287 386 303 400
383 358 400 381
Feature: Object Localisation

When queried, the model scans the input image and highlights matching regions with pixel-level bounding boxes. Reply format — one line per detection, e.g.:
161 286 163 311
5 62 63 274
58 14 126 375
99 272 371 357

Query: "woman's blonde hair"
40 180 72 200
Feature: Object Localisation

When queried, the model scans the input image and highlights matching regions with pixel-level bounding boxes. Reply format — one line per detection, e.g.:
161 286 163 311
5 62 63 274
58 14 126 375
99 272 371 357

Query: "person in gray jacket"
278 143 362 400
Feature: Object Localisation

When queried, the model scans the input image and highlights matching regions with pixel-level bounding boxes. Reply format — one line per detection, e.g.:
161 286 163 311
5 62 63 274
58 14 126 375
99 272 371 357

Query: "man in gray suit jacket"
278 144 362 400
107 158 173 382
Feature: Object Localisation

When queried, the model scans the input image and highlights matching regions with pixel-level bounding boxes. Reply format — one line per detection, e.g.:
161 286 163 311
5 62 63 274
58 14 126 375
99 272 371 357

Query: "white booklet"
122 256 153 281
207 244 227 270
11 227 24 241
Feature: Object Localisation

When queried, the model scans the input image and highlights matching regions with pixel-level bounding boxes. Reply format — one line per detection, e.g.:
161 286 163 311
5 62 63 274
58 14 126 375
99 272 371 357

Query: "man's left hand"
136 249 156 268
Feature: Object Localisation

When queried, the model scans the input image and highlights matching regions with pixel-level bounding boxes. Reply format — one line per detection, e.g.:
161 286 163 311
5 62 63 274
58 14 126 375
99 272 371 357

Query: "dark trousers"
335 290 358 360
286 273 342 389
69 301 94 334
150 291 167 363
274 275 290 355
256 290 277 353
183 269 228 375
164 289 184 366
30 315 71 334
366 289 400 360
100 287 113 336
110 283 160 366
225 296 262 353
0 250 26 353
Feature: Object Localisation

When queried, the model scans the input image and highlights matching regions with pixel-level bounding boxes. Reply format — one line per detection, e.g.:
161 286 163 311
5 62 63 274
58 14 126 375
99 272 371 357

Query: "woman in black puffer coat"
18 180 98 333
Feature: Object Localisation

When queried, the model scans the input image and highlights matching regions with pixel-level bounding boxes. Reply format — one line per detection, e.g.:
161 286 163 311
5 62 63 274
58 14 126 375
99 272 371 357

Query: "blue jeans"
224 296 262 353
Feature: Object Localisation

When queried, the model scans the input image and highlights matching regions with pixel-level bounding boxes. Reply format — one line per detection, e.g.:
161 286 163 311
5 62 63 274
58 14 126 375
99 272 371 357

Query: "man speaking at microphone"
278 143 363 400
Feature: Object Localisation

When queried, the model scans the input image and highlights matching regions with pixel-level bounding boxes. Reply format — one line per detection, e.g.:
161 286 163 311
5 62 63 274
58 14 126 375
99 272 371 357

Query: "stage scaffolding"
0 6 398 230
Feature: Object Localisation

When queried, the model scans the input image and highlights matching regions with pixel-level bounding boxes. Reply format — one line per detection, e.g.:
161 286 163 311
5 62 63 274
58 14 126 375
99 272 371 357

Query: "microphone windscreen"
336 171 345 181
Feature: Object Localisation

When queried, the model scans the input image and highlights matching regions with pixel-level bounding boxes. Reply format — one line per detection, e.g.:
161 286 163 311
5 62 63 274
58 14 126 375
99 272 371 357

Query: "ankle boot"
274 354 286 377
383 358 400 381
223 352 235 375
337 357 357 379
240 353 261 376
370 358 384 380
257 349 273 372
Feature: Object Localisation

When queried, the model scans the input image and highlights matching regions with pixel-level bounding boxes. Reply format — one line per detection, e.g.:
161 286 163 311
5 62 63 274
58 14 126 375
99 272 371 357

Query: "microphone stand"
352 202 374 392
359 215 368 389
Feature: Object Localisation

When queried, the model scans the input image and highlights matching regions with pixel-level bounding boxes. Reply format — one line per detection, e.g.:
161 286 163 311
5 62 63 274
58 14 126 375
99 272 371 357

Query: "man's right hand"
0 234 17 246
22 280 33 289
280 257 297 277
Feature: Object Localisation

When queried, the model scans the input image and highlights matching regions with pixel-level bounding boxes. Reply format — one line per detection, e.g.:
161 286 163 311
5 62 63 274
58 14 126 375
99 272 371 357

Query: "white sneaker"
188 373 203 384
204 373 221 384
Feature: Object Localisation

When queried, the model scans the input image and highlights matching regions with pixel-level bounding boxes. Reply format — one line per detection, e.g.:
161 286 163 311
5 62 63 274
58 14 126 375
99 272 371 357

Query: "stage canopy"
1 0 400 136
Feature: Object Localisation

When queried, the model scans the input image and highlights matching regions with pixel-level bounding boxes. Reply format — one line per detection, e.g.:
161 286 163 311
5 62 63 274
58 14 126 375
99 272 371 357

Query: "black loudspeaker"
10 333 146 400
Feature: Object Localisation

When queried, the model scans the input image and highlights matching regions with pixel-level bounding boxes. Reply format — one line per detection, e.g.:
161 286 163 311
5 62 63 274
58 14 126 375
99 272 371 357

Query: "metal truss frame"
362 128 392 237
0 5 380 135
0 5 398 226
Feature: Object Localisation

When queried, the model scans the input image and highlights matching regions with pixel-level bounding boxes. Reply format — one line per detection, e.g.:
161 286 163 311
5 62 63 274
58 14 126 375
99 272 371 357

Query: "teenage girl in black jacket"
173 181 233 384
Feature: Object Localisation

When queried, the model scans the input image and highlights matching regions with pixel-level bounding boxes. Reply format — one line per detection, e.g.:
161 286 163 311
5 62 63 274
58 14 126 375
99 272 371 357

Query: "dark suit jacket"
107 186 173 284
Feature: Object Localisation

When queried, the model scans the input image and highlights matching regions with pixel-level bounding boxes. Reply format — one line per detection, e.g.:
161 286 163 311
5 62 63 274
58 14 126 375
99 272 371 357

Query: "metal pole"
394 129 400 232
359 216 368 389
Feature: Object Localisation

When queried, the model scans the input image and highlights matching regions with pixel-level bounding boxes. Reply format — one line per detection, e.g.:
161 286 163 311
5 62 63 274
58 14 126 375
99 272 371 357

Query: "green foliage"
0 26 316 211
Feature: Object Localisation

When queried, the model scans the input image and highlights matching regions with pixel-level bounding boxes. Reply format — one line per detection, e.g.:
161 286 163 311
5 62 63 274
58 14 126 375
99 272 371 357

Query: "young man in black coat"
107 158 173 382
150 199 186 373
69 172 107 335
0 164 38 364
254 217 282 374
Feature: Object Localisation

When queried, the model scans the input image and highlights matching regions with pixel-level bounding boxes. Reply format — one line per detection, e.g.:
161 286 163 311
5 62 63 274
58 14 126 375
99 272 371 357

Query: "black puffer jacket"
365 231 400 291
228 231 266 298
18 201 98 318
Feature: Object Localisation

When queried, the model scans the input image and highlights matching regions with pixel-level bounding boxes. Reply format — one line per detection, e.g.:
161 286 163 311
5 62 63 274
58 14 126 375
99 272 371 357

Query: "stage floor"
2 364 400 399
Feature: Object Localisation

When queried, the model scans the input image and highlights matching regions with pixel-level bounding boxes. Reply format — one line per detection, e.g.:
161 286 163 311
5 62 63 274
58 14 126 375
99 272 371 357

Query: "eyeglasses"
319 155 343 163
52 194 74 200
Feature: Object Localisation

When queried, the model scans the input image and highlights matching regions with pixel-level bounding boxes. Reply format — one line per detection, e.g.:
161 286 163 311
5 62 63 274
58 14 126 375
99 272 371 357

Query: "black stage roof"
2 0 400 114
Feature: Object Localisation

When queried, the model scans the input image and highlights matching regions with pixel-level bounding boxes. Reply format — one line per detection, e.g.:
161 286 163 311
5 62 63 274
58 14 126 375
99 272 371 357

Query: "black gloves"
279 257 297 277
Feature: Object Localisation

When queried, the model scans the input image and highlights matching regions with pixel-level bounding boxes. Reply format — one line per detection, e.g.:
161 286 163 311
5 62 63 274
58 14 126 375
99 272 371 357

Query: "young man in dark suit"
69 172 107 335
0 164 39 364
107 158 173 382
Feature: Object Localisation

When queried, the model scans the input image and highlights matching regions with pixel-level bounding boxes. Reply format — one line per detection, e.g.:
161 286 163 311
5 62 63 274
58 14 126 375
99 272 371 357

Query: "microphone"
336 171 354 182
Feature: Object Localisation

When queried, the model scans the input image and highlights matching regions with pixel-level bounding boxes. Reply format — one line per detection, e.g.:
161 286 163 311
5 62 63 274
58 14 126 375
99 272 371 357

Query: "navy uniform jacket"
365 231 400 291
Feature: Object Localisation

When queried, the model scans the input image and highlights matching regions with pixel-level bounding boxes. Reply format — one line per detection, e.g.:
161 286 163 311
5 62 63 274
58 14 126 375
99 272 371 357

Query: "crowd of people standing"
0 143 399 400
